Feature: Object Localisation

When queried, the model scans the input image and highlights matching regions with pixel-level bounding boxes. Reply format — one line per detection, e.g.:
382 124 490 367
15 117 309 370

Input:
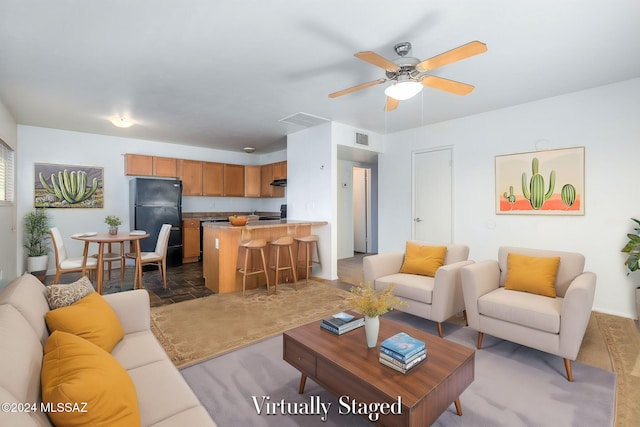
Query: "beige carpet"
150 280 352 369
594 312 640 427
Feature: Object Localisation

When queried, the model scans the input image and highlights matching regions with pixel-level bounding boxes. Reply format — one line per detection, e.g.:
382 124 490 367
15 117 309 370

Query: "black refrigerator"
129 178 183 267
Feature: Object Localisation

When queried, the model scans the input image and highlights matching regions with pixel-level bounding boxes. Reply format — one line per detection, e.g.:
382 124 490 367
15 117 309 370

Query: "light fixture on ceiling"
243 147 256 153
110 117 134 128
384 77 423 101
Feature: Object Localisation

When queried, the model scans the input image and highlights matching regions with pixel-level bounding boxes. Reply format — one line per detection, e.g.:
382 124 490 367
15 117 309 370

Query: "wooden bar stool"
238 239 269 296
268 236 298 292
295 235 320 284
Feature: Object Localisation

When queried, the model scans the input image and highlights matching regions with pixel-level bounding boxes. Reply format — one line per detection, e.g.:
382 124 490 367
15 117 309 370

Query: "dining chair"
125 223 172 289
49 227 98 284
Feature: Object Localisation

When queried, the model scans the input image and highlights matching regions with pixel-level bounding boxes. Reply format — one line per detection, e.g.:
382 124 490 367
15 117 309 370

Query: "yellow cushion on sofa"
399 242 447 277
45 292 124 352
42 330 140 427
504 253 561 298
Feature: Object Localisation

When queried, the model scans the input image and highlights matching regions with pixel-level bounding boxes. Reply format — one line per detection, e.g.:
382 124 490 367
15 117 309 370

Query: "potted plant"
23 208 51 278
349 283 406 348
105 215 122 234
621 217 640 319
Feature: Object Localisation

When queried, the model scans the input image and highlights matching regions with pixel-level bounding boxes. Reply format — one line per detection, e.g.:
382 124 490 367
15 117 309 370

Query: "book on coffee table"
380 332 426 362
379 351 427 374
320 312 365 335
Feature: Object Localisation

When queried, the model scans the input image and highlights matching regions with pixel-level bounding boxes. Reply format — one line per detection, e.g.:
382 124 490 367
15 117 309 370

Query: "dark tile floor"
44 253 372 308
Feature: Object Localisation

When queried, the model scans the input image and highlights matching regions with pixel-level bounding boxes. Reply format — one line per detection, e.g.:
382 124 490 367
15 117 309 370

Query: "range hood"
270 179 287 187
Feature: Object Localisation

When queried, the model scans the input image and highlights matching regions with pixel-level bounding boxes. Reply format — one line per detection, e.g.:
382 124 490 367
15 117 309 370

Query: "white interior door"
413 148 453 243
353 167 370 253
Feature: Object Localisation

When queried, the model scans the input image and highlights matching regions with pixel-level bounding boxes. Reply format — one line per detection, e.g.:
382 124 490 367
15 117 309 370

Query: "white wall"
16 125 286 276
0 99 17 285
287 123 335 279
378 78 640 319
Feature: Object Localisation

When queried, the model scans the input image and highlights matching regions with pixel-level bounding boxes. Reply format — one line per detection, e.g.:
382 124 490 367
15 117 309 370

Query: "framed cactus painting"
34 163 103 208
495 147 584 215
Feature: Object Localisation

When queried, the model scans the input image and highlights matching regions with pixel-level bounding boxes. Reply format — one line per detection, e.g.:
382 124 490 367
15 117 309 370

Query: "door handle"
414 218 423 222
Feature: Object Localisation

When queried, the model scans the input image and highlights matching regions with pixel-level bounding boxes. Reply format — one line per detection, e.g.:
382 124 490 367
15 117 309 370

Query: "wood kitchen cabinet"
177 159 203 196
273 161 287 179
182 219 200 263
124 154 153 176
244 165 261 197
223 164 245 197
152 157 177 177
261 163 285 198
203 162 224 196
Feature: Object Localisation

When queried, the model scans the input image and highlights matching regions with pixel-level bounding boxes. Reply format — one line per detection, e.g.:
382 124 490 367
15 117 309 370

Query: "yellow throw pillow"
42 330 140 427
45 292 124 352
504 253 561 298
399 242 447 277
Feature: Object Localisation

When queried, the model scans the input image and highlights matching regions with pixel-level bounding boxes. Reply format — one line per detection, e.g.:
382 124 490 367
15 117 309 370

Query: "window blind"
0 139 14 204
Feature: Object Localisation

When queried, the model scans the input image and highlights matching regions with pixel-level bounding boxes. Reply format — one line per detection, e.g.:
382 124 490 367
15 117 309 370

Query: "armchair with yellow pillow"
461 246 596 381
363 241 473 337
0 273 216 427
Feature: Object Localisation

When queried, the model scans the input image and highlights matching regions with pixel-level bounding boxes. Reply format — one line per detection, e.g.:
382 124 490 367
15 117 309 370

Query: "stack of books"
379 332 427 374
320 312 365 335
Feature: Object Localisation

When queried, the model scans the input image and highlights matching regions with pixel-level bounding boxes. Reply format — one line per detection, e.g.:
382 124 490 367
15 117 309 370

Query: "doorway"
412 147 453 243
353 167 371 253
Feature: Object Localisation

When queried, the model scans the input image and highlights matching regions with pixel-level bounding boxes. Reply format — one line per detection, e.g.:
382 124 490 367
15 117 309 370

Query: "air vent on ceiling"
278 112 329 128
355 132 369 146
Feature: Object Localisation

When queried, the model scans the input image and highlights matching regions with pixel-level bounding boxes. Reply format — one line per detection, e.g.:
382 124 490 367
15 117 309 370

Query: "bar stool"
295 235 320 284
268 236 298 292
91 242 125 287
238 239 269 296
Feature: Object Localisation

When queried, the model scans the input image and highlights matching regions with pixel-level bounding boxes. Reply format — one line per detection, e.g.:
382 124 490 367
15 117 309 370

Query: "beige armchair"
363 242 473 337
461 246 596 381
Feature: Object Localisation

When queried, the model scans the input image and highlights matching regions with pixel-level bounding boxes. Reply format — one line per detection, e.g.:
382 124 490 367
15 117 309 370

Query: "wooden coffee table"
283 314 474 426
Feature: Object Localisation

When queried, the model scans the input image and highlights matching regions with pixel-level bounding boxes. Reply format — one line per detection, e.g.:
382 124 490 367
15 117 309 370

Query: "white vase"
27 255 48 273
365 316 380 348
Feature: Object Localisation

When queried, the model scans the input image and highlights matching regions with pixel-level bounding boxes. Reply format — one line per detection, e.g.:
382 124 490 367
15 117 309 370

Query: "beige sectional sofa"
0 273 216 427
363 242 473 337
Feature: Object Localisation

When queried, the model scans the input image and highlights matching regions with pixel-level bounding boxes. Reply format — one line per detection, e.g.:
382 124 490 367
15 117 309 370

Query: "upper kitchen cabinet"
152 157 177 177
244 165 261 197
273 161 287 179
260 163 284 198
177 159 203 196
203 162 224 196
124 154 153 176
223 164 245 197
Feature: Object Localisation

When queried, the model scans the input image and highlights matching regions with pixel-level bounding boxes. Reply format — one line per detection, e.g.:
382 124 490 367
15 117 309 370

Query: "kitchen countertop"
183 211 281 221
201 219 327 229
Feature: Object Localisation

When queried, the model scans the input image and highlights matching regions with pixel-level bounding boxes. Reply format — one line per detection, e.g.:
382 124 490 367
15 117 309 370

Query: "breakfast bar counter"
202 220 327 294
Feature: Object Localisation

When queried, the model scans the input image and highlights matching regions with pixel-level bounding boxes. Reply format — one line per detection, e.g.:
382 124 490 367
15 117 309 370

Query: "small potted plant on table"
105 215 122 235
349 283 406 348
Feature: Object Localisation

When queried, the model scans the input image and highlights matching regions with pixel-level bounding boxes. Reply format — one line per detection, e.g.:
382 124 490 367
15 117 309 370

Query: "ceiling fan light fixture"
109 116 134 128
384 80 423 101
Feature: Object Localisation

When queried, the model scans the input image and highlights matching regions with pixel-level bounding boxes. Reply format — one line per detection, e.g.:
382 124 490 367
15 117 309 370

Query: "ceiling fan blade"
385 97 400 112
328 78 386 98
422 75 475 95
416 41 487 71
354 51 401 72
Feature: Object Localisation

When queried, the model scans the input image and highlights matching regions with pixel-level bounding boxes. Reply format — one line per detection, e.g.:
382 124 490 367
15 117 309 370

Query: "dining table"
72 231 149 294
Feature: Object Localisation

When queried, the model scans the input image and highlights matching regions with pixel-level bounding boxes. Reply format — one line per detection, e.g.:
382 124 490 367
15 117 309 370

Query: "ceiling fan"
329 40 487 111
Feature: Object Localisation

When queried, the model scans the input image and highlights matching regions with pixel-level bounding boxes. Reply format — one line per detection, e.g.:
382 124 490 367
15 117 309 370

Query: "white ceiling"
1 1 639 154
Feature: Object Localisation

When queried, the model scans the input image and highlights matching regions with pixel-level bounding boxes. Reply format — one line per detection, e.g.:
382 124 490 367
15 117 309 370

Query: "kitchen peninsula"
202 220 327 294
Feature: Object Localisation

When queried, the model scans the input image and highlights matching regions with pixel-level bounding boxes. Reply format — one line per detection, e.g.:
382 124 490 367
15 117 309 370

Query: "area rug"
150 281 352 368
594 312 640 427
182 311 616 427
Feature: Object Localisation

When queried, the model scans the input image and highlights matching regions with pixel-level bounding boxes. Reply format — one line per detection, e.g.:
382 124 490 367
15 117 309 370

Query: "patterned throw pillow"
45 276 95 310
